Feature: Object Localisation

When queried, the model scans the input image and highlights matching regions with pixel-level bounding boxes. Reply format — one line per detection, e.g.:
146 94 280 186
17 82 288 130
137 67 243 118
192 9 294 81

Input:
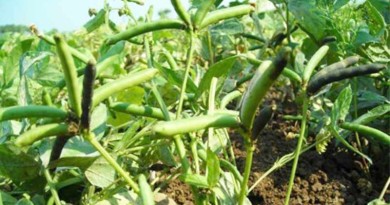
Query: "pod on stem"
239 47 291 131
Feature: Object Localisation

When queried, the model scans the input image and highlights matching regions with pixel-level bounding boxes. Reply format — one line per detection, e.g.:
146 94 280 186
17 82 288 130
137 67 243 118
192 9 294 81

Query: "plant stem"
238 132 255 205
85 132 140 193
379 177 390 200
285 92 309 205
43 169 62 205
176 31 195 119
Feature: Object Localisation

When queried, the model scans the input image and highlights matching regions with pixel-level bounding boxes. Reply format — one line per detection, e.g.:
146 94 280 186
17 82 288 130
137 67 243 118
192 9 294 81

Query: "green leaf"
0 191 17 205
15 198 34 205
367 199 388 205
196 56 237 98
362 1 386 35
331 85 352 126
155 63 198 93
84 9 106 33
180 173 209 188
91 104 108 139
289 0 327 41
353 104 390 125
357 90 388 109
0 144 40 183
210 19 244 36
206 149 220 188
333 0 349 11
85 156 116 188
48 156 99 171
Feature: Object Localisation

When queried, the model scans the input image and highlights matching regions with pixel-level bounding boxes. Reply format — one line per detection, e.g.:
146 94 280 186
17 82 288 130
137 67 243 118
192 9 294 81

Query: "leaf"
180 173 209 188
357 90 388 109
15 198 34 205
0 191 17 205
288 0 327 41
353 104 390 125
49 156 99 171
196 56 237 98
91 104 108 139
154 63 198 93
0 144 40 183
367 199 388 205
210 19 245 36
99 41 125 62
84 9 106 33
353 26 379 47
333 0 349 11
95 189 140 205
331 85 352 126
108 86 145 127
362 1 386 35
85 156 116 188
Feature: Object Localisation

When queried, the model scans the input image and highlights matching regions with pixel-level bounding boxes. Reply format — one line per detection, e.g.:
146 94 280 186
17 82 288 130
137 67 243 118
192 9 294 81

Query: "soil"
163 88 390 205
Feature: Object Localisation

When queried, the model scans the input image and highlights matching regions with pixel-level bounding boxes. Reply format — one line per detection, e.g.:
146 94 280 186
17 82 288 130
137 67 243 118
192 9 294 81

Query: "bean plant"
0 0 389 205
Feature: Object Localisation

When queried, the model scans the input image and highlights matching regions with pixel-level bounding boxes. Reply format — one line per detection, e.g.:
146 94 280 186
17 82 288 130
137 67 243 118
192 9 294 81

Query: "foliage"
0 0 388 204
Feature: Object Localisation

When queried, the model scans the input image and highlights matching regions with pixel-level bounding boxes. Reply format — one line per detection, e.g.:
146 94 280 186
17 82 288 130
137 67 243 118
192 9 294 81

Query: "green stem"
285 93 309 205
111 102 174 120
144 36 172 121
176 31 195 119
170 0 192 27
106 19 187 45
238 133 255 205
173 135 190 172
285 1 291 44
43 169 62 205
85 132 140 193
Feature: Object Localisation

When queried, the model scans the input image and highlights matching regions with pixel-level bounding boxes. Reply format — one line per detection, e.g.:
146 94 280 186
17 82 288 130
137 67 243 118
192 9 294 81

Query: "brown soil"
163 89 390 205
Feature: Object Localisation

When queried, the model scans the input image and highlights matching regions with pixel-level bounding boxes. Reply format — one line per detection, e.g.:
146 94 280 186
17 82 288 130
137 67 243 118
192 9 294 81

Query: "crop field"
0 0 389 204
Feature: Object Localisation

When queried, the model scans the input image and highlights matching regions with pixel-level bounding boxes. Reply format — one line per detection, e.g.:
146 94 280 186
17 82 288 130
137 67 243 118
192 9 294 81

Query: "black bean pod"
81 61 96 130
320 36 337 45
251 105 275 139
307 63 385 94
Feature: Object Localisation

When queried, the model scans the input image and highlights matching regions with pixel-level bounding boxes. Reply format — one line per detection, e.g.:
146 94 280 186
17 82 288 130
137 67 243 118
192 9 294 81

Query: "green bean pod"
170 0 191 26
0 106 67 122
111 102 175 120
15 123 74 147
54 35 83 117
192 0 215 29
307 64 385 94
93 69 158 107
302 45 329 84
106 19 186 45
340 122 390 145
320 36 337 45
240 47 291 130
152 113 240 137
138 174 155 205
282 68 302 83
199 5 254 29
